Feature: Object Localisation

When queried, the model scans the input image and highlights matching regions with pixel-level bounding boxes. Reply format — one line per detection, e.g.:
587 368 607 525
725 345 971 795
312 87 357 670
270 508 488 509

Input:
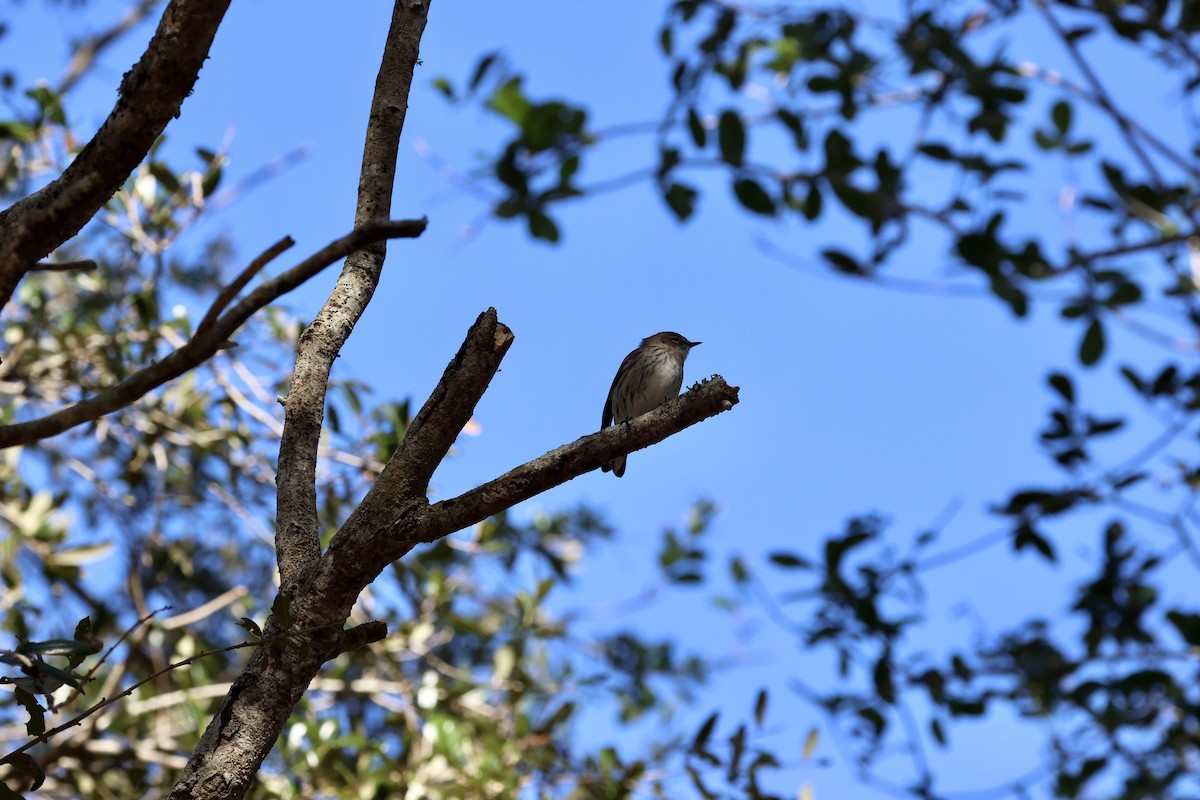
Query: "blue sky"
5 1 1194 797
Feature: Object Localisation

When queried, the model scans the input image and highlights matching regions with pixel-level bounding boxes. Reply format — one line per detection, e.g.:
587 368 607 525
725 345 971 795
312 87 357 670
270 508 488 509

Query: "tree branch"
0 220 426 449
29 260 99 273
1036 2 1165 188
319 326 739 599
0 0 232 312
274 0 431 591
419 377 739 543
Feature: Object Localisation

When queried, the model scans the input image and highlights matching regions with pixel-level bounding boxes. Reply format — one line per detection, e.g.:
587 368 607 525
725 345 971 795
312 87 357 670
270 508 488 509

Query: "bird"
601 331 701 477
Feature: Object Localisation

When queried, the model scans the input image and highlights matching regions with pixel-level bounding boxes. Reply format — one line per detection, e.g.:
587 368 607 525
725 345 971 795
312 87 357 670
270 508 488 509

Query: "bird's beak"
688 340 702 348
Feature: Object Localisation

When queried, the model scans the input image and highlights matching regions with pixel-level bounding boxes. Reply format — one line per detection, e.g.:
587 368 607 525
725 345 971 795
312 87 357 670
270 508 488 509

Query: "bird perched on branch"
601 331 701 478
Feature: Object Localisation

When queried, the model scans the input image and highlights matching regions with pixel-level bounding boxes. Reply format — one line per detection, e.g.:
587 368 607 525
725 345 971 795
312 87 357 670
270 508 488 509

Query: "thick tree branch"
0 0 231 312
320 308 516 596
347 307 513 528
0 220 425 449
274 0 431 591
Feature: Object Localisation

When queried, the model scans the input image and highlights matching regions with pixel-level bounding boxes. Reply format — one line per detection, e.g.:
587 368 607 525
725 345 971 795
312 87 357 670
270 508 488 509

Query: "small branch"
325 308 512 588
29 260 99 273
274 1 432 591
355 308 512 513
59 607 166 709
338 620 388 654
194 237 294 338
57 0 163 96
1017 60 1196 178
321 374 740 601
0 220 426 449
1036 1 1165 187
0 623 336 764
161 586 249 630
1068 232 1197 266
419 378 740 543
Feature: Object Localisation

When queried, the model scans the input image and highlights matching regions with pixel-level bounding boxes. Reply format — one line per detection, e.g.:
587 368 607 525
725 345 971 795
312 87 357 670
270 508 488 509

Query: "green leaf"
873 653 895 703
16 638 100 658
1047 372 1074 403
687 107 706 148
0 752 44 793
431 76 455 99
801 727 819 760
717 110 745 166
753 689 768 727
664 183 698 221
930 717 947 746
468 52 500 92
0 121 36 142
271 593 294 629
488 78 530 125
692 711 719 753
776 108 806 150
528 210 560 243
732 178 775 215
768 551 812 569
1167 610 1200 646
13 688 44 736
149 162 182 195
1052 101 1072 134
1079 318 1105 366
726 724 746 781
729 556 749 583
919 143 954 161
821 248 864 275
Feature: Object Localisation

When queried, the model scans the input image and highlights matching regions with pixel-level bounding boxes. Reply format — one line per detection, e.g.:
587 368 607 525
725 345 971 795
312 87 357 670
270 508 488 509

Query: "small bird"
601 331 701 477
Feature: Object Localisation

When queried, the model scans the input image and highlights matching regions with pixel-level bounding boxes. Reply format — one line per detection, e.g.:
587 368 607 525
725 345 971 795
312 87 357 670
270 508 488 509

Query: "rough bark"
0 0 231 313
274 0 431 591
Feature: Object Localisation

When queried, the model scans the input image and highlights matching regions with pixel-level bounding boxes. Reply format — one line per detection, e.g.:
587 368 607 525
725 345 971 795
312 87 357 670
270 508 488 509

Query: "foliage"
432 1 1200 798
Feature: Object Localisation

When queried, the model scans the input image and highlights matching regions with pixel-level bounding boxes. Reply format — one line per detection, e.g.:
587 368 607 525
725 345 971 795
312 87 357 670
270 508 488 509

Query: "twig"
28 260 99 273
161 587 249 630
194 237 294 338
57 0 164 96
1035 1 1165 187
60 607 168 709
0 218 426 449
0 622 340 763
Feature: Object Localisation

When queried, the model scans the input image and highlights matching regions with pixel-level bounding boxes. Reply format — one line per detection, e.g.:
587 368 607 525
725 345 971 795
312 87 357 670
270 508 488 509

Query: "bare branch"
418 377 740 544
194 237 295 338
29 260 99 273
0 220 426 449
57 0 164 96
342 307 513 541
320 370 740 600
0 0 232 311
275 1 432 590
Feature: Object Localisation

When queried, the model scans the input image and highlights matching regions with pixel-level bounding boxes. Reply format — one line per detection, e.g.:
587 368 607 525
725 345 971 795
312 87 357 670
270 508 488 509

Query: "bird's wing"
601 348 640 430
